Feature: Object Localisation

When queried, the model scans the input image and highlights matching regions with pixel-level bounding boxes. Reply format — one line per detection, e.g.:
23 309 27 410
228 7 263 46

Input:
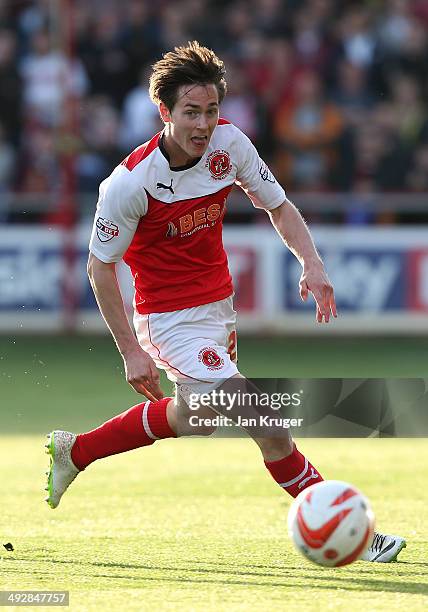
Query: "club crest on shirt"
198 347 225 370
96 217 119 242
206 149 232 180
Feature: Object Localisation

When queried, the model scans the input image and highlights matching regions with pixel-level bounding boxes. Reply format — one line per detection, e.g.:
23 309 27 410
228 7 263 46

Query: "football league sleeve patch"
89 165 147 263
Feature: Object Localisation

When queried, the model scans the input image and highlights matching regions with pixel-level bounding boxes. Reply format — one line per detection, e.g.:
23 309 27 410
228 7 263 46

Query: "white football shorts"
133 295 239 395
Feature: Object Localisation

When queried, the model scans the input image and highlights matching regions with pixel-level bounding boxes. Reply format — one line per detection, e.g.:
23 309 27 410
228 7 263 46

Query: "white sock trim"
279 457 308 488
142 400 159 440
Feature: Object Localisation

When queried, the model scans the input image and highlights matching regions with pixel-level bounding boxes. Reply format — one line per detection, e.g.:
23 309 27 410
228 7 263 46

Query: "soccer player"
46 42 405 563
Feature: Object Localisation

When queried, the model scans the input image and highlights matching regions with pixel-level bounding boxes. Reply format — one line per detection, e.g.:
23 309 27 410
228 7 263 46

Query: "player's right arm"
87 255 163 401
88 166 163 401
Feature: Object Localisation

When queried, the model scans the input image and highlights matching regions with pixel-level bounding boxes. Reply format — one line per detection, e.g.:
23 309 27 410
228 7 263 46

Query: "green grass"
0 437 427 611
0 335 427 610
1 335 428 433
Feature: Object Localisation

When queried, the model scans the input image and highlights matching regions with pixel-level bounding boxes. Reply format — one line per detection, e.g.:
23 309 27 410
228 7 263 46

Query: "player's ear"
159 102 171 123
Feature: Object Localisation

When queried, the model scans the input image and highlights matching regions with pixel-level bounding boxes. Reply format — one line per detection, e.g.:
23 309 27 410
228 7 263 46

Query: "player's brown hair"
149 41 227 111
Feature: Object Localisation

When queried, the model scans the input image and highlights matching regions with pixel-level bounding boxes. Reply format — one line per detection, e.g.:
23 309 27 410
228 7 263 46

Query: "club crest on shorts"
96 217 119 242
198 347 224 370
206 150 232 180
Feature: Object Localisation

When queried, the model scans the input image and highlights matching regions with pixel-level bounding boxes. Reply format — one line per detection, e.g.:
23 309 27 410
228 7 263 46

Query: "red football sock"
264 443 323 498
71 397 175 470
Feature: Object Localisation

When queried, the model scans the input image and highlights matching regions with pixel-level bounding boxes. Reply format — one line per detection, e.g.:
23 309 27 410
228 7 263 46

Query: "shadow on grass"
3 556 428 596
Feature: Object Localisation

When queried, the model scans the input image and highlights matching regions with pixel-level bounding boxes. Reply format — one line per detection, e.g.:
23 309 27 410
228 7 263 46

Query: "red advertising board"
226 247 256 311
407 249 428 311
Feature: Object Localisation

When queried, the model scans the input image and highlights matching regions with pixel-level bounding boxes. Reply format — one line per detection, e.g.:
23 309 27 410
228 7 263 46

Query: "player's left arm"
268 199 337 323
234 125 336 323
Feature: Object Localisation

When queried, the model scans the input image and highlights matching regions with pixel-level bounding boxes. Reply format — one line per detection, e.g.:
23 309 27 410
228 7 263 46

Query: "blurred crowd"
0 0 428 224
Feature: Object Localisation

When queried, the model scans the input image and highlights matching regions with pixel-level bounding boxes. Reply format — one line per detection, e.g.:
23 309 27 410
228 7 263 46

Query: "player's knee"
178 421 218 437
256 436 294 461
173 396 218 437
180 406 218 436
191 423 218 437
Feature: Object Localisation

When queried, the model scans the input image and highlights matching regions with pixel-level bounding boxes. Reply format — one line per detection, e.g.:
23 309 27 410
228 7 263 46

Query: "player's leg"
197 293 407 565
239 385 406 561
45 303 224 509
222 304 407 563
69 397 176 469
45 397 176 508
250 408 405 561
229 381 406 562
255 435 324 496
198 300 326 498
45 393 220 509
194 372 324 498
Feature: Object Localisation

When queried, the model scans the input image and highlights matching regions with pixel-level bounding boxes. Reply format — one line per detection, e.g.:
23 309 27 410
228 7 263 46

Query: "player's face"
161 84 220 163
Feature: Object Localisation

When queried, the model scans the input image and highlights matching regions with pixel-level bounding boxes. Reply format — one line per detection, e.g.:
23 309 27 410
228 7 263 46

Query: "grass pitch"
1 334 428 434
1 335 427 610
0 437 427 611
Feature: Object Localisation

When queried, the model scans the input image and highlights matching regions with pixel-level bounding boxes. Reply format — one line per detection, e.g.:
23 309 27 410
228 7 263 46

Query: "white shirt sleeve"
234 128 285 210
89 165 147 263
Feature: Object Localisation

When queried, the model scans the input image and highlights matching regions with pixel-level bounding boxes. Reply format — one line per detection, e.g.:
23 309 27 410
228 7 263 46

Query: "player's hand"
122 347 164 401
299 263 337 323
